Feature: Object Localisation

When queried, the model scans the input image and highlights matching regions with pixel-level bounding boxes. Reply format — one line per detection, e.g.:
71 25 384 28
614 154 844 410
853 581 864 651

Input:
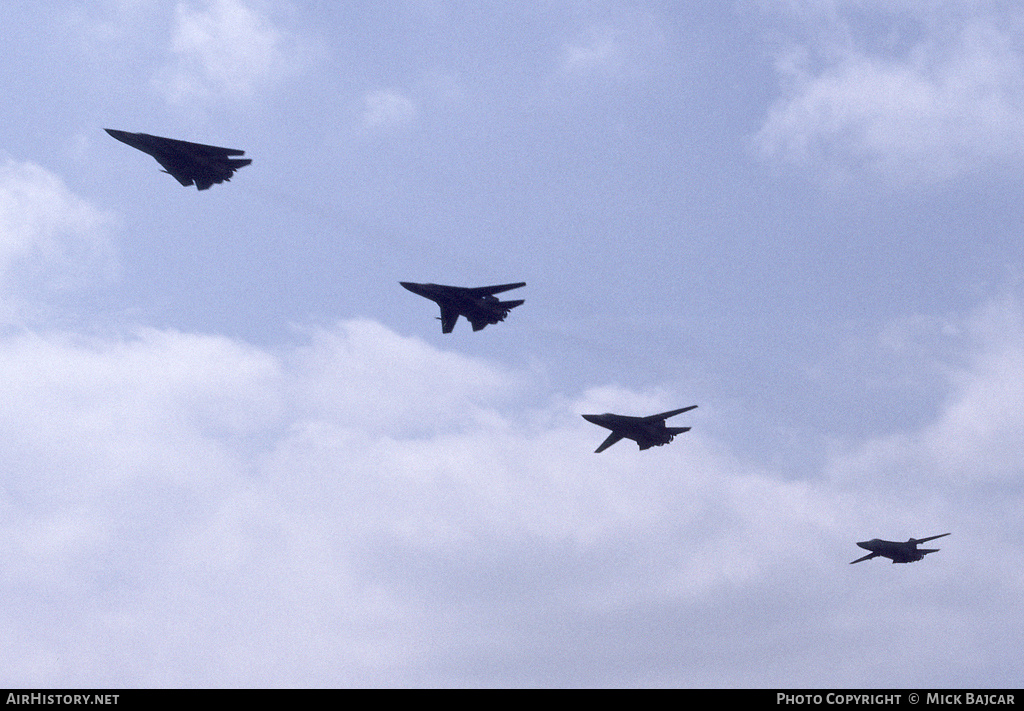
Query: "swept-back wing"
158 163 195 187
594 432 625 454
850 552 879 564
172 138 247 156
439 306 460 334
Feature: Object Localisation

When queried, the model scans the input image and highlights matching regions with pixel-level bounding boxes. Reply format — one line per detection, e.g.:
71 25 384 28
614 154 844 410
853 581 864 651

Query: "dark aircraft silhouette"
582 406 697 453
105 129 251 190
400 282 525 333
850 533 950 564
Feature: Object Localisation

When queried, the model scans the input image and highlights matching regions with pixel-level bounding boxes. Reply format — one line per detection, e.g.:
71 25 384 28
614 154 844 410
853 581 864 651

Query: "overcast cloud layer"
1 1 1022 687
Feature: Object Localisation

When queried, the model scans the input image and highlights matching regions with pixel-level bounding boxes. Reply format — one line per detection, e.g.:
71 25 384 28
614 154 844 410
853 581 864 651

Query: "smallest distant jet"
105 128 251 190
400 281 525 333
850 533 951 564
582 406 697 453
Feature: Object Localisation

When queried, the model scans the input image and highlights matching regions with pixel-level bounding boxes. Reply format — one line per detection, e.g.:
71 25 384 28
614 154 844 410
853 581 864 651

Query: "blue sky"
2 1 1022 687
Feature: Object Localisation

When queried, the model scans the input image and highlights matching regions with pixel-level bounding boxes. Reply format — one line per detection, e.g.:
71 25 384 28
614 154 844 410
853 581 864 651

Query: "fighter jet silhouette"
400 282 525 333
582 406 697 453
105 129 251 190
850 533 951 564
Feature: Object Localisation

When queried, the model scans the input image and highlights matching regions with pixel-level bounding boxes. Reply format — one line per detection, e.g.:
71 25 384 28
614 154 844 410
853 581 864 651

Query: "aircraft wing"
643 405 698 422
154 158 218 190
162 135 247 157
913 533 951 544
439 305 460 334
850 552 878 564
466 282 526 297
594 432 625 453
154 160 196 187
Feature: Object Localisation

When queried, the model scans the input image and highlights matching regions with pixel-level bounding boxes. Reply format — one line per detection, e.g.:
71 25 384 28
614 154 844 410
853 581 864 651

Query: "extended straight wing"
642 406 699 421
912 533 951 544
465 282 527 297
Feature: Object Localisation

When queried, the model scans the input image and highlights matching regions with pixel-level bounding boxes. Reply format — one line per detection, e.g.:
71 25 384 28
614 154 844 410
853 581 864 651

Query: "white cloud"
360 89 417 130
0 310 834 685
0 247 1020 685
156 0 308 104
560 26 625 77
554 12 665 85
0 160 117 321
830 294 1024 486
755 8 1024 183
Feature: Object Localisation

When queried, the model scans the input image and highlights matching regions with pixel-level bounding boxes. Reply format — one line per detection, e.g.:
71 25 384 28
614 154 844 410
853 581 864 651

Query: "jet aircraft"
105 129 251 190
582 406 697 453
849 533 951 564
400 281 525 333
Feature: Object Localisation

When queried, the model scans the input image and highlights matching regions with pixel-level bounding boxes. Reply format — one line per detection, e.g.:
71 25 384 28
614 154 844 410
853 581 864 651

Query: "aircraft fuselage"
581 406 697 452
582 414 679 448
851 534 950 564
105 129 251 190
400 281 525 333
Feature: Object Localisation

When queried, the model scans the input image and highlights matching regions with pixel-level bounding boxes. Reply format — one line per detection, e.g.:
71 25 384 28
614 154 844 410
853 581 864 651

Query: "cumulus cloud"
830 294 1024 487
755 7 1024 183
0 302 836 685
2 296 1021 685
0 160 117 321
155 0 309 104
0 160 1020 683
